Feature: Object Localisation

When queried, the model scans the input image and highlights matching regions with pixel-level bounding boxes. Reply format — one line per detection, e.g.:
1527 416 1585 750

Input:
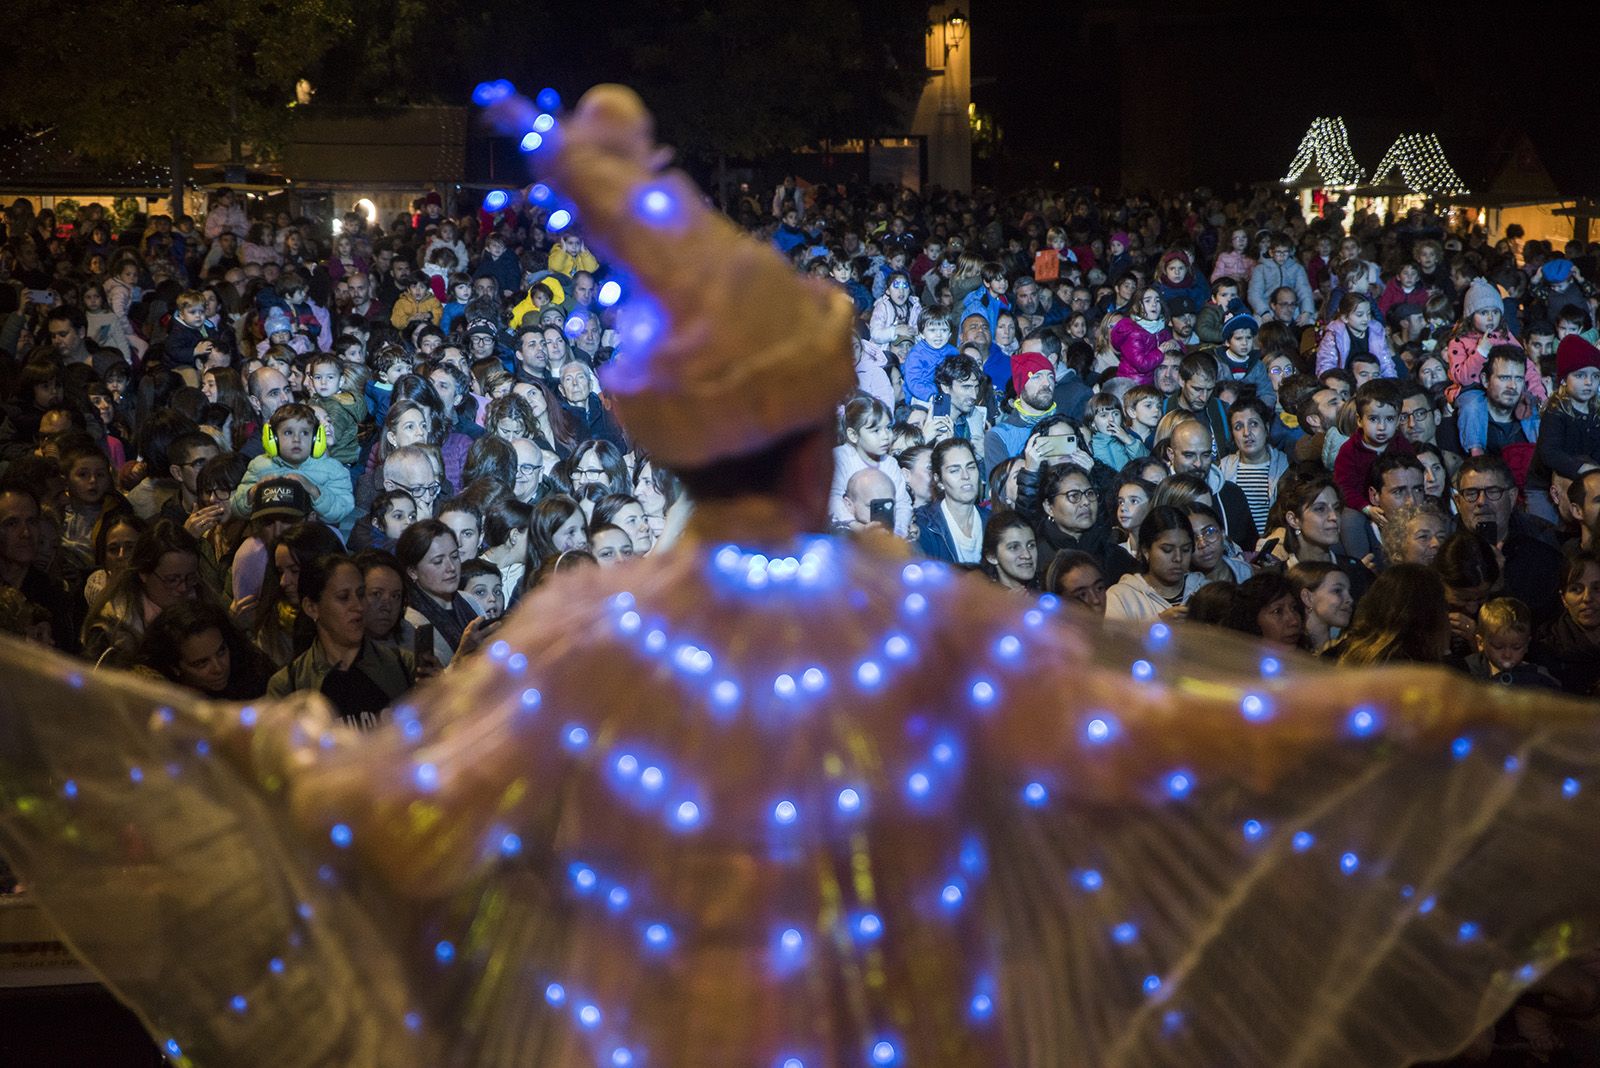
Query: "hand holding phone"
868 498 895 530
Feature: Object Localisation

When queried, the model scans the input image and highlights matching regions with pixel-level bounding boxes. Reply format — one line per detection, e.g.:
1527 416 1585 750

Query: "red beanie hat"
1557 335 1600 381
1011 350 1053 397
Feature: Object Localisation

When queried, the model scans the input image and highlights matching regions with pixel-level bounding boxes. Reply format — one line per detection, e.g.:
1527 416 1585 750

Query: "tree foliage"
0 0 351 191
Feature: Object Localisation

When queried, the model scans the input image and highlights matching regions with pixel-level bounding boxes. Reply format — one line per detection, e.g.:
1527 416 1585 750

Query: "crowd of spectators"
2 176 1599 739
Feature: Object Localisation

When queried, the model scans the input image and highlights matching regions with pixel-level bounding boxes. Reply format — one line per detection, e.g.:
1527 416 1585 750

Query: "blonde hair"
1477 596 1532 638
175 290 206 311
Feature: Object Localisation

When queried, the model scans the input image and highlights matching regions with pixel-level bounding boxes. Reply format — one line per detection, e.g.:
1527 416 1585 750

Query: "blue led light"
773 800 798 825
1165 771 1193 799
520 687 542 711
801 667 828 692
1240 693 1271 721
488 640 510 661
547 209 573 232
1084 715 1116 744
1451 736 1472 760
499 833 522 857
638 187 676 221
1131 659 1154 681
1113 922 1138 944
598 280 622 307
195 740 210 756
545 982 566 1005
1419 895 1436 914
483 190 509 211
1340 852 1360 874
1347 706 1379 737
1260 655 1282 677
903 593 927 614
674 801 701 827
994 635 1021 660
565 313 587 339
577 1003 601 1028
780 1059 806 1068
231 995 248 1013
529 183 552 203
884 634 912 659
902 564 924 585
414 762 439 792
330 823 352 848
1505 755 1521 773
62 779 77 799
269 957 285 974
1078 869 1103 891
571 864 597 891
533 112 555 133
563 725 590 751
639 766 664 791
941 882 965 908
712 679 740 708
435 940 455 964
165 1039 182 1057
616 754 640 779
856 660 883 688
1292 831 1314 852
1022 781 1048 807
837 787 862 813
970 992 994 1019
855 913 883 939
1242 819 1264 841
239 705 258 726
607 886 630 911
1565 777 1582 797
520 131 543 152
871 1039 897 1065
612 1048 634 1067
1517 963 1538 983
645 923 671 947
129 766 143 783
1458 922 1479 942
780 927 804 953
536 87 561 111
906 771 931 798
1147 622 1171 645
1023 608 1045 627
471 79 513 106
970 679 996 705
1143 975 1162 994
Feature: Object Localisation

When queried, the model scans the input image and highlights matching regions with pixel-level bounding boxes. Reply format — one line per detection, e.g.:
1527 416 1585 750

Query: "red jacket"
1333 434 1414 510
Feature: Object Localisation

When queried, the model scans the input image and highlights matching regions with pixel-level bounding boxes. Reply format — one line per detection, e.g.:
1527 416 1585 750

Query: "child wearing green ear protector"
230 401 356 527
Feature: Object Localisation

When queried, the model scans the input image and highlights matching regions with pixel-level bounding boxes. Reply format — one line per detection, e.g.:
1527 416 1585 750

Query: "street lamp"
928 7 969 65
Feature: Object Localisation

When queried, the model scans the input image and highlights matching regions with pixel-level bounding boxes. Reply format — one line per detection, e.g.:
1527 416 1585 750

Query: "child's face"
177 303 205 328
1558 319 1581 340
464 575 504 619
1567 367 1600 405
1357 402 1398 447
1213 284 1239 306
310 364 342 398
1226 329 1253 357
1471 308 1501 335
83 288 105 311
408 280 430 300
1478 627 1530 672
383 359 409 384
286 288 307 305
1129 396 1162 428
68 456 111 506
453 282 471 303
269 329 292 345
380 498 417 538
1399 265 1420 288
921 320 951 348
1092 408 1121 434
275 418 316 463
1352 362 1379 388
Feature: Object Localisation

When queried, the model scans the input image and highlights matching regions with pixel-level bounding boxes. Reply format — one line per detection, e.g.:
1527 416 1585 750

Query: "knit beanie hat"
1544 258 1575 283
1010 350 1053 396
1110 231 1130 249
1556 335 1600 380
264 308 294 336
1221 311 1258 340
1462 279 1503 320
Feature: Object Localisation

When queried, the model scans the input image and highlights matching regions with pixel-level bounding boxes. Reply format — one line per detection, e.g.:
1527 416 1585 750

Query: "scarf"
409 587 476 654
1013 398 1057 421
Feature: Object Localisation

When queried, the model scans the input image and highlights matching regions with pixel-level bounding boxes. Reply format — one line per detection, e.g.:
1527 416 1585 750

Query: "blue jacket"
914 501 990 564
904 339 958 402
960 287 1008 336
474 248 523 297
982 404 1052 471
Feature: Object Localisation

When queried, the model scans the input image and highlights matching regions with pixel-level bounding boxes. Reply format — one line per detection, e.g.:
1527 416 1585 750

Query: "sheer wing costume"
4 86 1600 1068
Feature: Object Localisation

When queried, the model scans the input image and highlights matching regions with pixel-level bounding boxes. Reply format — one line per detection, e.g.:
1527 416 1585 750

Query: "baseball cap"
251 477 312 522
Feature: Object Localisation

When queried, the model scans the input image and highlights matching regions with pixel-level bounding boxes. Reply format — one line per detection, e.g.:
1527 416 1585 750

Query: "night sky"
972 3 1600 194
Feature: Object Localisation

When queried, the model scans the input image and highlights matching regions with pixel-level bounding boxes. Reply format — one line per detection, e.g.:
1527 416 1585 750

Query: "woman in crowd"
82 520 206 668
1535 550 1600 696
354 548 413 648
1222 572 1305 648
140 600 271 699
1331 564 1452 667
396 518 480 668
914 438 988 565
1288 561 1354 654
1104 506 1203 623
981 509 1038 593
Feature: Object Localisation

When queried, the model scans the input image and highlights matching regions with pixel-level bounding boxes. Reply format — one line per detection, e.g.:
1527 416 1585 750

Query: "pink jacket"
1211 250 1254 283
1443 330 1545 406
1314 320 1396 377
1112 317 1173 384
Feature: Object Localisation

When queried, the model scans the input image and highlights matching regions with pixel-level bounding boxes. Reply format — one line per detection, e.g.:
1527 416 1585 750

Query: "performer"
4 86 1600 1068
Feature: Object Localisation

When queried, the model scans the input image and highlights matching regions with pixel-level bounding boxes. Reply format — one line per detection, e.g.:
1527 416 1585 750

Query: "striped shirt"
1231 461 1275 534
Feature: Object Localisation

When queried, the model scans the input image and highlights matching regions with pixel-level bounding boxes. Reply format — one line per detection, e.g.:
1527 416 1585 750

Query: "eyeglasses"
1192 524 1221 544
1053 489 1096 505
1457 486 1511 503
516 463 541 477
1400 409 1433 424
152 569 198 591
573 467 607 481
393 481 441 500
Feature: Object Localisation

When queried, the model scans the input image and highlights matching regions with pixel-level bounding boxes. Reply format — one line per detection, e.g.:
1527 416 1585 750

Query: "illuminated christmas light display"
1371 132 1470 196
1280 116 1366 190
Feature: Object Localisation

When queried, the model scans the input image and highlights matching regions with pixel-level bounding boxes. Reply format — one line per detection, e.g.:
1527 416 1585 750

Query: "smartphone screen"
413 623 435 659
868 499 895 528
1474 521 1497 543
